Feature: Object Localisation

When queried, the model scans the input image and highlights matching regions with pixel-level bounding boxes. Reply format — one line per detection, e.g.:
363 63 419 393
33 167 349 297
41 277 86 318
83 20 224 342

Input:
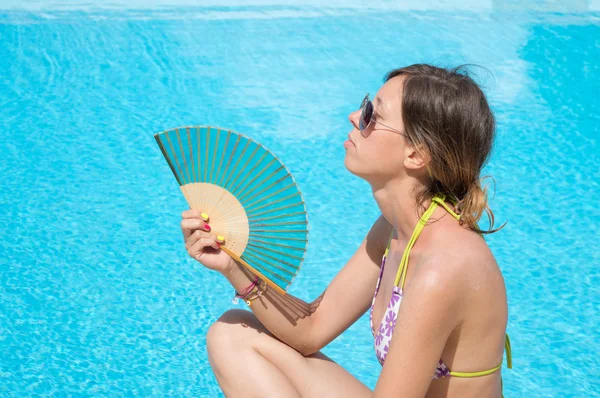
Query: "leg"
207 309 371 398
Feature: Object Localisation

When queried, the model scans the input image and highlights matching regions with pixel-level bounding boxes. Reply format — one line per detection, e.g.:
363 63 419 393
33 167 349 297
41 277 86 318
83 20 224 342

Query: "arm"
220 214 392 356
373 254 466 397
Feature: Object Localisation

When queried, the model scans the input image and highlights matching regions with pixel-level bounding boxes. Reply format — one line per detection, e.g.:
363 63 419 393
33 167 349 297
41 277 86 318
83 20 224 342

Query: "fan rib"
204 127 210 182
215 212 251 226
246 202 305 218
212 191 252 223
216 186 241 222
243 248 299 272
154 135 182 186
237 169 288 203
229 150 267 195
209 128 220 184
211 204 250 227
165 132 187 184
197 128 205 209
249 238 306 252
244 182 295 210
175 128 192 185
246 192 301 213
186 128 195 182
250 234 306 242
234 161 281 200
186 128 198 208
248 211 306 223
246 242 304 260
219 179 293 223
221 137 248 189
206 130 231 215
222 139 251 191
214 130 231 188
243 249 297 275
251 228 308 234
205 131 228 217
227 144 261 195
218 134 241 187
195 127 201 183
250 221 308 229
241 254 293 285
208 188 228 222
242 252 295 281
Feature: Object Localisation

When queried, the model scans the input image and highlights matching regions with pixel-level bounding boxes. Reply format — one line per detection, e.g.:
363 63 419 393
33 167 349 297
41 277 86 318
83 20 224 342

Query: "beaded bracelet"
244 279 267 307
232 276 259 305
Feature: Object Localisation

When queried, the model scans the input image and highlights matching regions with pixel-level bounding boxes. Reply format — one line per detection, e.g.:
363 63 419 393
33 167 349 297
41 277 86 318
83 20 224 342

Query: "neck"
371 177 432 241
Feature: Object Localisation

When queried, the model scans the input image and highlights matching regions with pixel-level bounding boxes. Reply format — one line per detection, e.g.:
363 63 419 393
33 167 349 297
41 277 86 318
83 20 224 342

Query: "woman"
181 64 511 397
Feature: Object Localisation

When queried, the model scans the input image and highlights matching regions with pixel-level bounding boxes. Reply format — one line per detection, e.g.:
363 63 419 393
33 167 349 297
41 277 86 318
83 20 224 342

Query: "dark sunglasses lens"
360 100 373 131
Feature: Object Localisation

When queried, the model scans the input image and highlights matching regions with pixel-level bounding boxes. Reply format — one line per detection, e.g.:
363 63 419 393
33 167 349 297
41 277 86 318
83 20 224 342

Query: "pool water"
1 1 598 396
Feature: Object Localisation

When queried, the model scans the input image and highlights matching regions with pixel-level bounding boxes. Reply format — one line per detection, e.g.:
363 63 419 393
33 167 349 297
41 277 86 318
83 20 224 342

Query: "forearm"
220 261 320 355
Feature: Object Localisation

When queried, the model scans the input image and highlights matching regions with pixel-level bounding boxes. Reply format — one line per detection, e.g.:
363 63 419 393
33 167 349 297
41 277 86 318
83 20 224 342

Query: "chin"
344 154 388 184
344 153 366 178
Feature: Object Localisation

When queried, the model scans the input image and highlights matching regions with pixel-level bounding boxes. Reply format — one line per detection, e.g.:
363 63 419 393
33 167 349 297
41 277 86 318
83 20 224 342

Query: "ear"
404 143 430 171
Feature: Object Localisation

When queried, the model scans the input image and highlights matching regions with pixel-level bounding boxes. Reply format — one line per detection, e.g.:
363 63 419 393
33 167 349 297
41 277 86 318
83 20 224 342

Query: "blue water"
1 2 599 396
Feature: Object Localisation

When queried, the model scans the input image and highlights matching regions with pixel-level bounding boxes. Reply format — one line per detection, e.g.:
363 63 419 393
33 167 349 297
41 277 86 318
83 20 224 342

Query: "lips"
347 133 355 145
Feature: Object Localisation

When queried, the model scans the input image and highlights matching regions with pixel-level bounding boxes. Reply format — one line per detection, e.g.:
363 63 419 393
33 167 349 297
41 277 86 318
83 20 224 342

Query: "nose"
348 108 361 130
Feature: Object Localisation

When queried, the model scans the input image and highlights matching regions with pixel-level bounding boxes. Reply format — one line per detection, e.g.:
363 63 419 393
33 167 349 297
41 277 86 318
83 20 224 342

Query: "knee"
206 309 255 356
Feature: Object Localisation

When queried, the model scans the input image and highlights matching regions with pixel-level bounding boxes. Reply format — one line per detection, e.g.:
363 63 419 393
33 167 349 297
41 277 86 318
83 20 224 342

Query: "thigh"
212 309 372 398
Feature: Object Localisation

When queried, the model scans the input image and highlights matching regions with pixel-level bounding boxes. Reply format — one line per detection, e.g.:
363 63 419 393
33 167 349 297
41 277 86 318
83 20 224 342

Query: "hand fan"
154 126 308 295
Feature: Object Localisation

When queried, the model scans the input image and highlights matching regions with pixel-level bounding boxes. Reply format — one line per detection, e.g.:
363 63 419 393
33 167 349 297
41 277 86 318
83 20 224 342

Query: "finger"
189 237 220 260
182 209 201 219
185 229 211 250
182 209 210 221
181 219 211 232
181 219 211 241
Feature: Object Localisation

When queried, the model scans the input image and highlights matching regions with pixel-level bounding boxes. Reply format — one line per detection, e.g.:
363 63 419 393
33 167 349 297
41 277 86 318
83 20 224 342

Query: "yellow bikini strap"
384 230 393 257
394 194 443 288
505 333 512 369
449 362 502 378
431 195 486 234
450 334 512 378
431 195 461 221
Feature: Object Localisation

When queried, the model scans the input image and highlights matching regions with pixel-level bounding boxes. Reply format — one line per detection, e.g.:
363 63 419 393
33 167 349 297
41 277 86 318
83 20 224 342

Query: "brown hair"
385 64 505 234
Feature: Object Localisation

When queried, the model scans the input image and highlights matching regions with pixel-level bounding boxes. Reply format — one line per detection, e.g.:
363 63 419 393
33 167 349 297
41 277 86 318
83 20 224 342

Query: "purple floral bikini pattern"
375 324 385 346
370 254 452 380
435 360 451 379
372 286 403 365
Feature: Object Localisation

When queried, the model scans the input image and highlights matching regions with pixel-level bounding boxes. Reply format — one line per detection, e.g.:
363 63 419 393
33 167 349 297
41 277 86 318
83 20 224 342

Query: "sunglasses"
359 93 406 138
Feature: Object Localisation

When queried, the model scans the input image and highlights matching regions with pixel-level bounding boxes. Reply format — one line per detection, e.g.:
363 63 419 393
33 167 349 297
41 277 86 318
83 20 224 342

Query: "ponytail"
455 176 506 235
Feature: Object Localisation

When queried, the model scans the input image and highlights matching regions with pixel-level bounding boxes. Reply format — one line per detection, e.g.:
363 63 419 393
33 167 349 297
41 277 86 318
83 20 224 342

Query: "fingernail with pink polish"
205 224 211 232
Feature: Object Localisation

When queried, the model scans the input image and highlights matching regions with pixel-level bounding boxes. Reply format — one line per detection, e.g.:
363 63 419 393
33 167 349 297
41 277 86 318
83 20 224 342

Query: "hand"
181 209 235 274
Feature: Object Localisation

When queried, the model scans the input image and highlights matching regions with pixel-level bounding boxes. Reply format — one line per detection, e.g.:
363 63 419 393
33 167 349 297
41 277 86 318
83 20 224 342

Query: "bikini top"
369 193 512 381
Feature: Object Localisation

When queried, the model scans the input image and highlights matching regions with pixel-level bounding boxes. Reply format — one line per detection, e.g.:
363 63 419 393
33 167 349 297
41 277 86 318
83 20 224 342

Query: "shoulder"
411 227 498 304
408 253 467 303
397 247 470 333
430 223 497 274
415 227 503 301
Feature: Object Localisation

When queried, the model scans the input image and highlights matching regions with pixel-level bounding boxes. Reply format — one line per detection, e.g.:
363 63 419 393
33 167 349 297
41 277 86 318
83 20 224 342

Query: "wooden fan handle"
219 245 287 296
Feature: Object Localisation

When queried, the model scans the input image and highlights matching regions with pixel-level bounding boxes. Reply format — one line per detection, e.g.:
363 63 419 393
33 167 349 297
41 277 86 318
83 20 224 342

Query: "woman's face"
344 76 409 182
